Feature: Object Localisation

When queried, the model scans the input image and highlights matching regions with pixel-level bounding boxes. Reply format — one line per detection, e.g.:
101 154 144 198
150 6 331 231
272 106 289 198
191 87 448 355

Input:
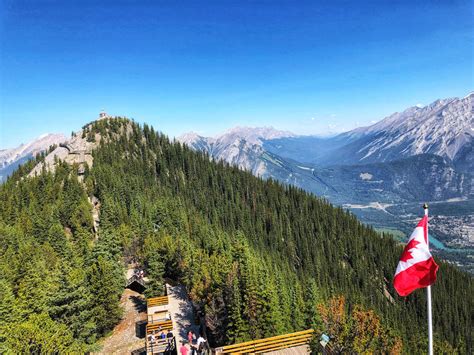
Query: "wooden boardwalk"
145 284 198 353
166 283 200 346
216 329 314 354
264 344 310 355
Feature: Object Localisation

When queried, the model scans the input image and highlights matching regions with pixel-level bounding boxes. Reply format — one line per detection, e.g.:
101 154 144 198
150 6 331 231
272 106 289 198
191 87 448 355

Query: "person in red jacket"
180 342 188 355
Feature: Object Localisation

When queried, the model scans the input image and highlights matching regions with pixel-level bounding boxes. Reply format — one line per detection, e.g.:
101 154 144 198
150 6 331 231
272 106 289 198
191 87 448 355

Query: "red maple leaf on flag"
394 215 438 296
400 239 420 262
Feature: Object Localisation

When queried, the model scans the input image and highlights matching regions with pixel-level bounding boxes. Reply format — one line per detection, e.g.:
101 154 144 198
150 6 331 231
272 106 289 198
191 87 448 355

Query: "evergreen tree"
3 313 86 353
0 117 472 352
226 264 248 343
144 253 165 298
49 266 97 343
87 256 123 335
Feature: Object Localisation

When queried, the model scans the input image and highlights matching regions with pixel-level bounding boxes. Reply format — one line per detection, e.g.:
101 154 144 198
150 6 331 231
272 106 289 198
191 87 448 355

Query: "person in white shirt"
197 336 206 348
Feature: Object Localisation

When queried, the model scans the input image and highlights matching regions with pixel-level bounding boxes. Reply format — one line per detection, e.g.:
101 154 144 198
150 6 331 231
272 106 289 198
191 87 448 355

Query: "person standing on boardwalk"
197 335 206 354
180 342 188 355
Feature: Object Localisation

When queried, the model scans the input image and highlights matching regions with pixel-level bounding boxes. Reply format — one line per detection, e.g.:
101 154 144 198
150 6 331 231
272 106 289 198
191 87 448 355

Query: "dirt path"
96 288 147 354
166 283 200 346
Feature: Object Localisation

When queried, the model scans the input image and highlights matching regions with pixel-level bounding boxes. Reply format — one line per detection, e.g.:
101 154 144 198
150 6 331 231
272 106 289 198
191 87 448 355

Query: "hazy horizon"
2 89 474 149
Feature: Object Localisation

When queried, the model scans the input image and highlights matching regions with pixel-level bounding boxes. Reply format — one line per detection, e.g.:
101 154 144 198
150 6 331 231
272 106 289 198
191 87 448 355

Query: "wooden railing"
147 295 169 307
215 329 314 354
145 292 174 354
146 336 176 354
148 309 169 323
146 320 173 334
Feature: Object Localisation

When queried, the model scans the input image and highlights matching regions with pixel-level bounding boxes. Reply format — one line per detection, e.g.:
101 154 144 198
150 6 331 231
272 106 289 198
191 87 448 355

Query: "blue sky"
1 0 473 148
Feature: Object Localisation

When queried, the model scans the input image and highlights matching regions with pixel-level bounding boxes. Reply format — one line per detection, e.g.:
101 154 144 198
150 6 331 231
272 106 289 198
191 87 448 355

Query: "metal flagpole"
424 203 434 355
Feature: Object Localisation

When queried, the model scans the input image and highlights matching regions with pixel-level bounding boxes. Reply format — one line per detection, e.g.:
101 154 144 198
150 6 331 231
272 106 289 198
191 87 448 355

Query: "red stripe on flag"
394 257 439 296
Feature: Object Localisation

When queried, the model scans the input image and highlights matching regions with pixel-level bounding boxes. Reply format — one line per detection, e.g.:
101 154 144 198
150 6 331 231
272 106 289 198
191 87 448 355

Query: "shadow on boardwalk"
167 284 200 344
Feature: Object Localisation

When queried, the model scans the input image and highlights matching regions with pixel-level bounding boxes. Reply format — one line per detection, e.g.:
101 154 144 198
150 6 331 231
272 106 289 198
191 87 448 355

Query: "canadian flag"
394 216 439 296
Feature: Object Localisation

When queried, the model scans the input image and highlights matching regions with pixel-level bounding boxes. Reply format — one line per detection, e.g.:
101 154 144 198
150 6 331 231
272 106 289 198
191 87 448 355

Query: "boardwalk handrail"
216 329 314 354
146 320 173 334
146 336 176 354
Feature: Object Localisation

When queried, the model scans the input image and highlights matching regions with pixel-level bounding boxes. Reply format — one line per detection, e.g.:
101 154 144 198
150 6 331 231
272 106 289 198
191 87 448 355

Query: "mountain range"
2 116 472 353
179 126 295 176
2 94 473 250
0 133 66 182
177 94 474 263
266 93 474 172
179 94 474 205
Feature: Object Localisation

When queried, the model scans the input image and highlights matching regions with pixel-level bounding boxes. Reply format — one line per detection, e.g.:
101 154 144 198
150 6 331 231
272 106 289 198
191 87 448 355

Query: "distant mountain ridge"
287 154 474 204
178 126 294 176
179 94 474 204
337 94 473 168
0 133 66 181
267 93 474 171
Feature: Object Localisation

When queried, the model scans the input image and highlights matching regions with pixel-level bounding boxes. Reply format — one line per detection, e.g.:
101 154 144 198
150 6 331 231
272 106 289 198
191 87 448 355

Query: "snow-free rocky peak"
0 133 66 181
178 126 295 147
334 94 473 167
178 126 295 176
0 133 66 168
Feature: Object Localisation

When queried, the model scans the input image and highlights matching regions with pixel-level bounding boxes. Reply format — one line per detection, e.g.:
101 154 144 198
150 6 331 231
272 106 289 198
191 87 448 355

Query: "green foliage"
0 279 17 350
87 256 124 336
49 266 97 343
144 253 165 298
0 160 115 350
2 313 86 353
0 117 472 353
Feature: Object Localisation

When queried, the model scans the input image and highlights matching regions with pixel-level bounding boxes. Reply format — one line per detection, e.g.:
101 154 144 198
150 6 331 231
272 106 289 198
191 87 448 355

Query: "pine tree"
0 279 17 351
144 253 165 298
87 256 123 335
3 313 86 353
49 265 97 343
304 278 322 330
226 264 248 343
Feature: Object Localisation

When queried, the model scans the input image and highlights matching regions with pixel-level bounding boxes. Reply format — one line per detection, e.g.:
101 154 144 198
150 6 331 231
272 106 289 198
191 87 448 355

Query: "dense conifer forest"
0 118 472 353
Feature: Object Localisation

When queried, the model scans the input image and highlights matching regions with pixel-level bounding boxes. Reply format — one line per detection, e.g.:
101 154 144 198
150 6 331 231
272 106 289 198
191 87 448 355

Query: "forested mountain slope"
0 117 472 353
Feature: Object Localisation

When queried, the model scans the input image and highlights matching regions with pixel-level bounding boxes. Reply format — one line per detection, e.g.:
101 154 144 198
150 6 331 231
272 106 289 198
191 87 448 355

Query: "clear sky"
1 0 473 148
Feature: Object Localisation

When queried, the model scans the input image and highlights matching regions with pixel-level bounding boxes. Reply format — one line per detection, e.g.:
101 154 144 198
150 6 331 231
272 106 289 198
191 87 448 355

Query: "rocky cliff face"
178 126 294 176
28 131 97 178
324 93 474 170
28 117 128 178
